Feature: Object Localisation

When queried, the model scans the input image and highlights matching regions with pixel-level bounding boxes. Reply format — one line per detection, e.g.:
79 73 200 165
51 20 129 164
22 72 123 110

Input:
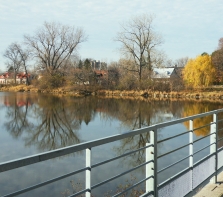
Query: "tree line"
183 40 223 88
2 14 223 91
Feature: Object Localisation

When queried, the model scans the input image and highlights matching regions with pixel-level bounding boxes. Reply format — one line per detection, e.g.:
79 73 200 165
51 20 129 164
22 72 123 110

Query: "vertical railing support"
86 148 91 197
146 134 154 193
153 129 158 197
210 114 218 183
146 130 157 196
189 119 193 190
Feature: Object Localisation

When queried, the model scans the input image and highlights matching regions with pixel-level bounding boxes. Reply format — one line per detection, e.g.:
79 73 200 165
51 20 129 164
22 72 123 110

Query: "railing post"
189 120 193 189
86 148 91 197
146 130 157 196
153 129 158 197
210 114 217 183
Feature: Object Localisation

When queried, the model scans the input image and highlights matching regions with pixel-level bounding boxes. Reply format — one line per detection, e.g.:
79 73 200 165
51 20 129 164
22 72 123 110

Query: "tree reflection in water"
3 94 83 151
109 99 223 168
25 95 82 150
3 93 223 155
3 94 223 196
112 99 177 168
4 93 34 138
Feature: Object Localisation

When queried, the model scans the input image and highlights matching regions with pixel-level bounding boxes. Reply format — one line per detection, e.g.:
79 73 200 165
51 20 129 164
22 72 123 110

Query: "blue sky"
0 0 223 71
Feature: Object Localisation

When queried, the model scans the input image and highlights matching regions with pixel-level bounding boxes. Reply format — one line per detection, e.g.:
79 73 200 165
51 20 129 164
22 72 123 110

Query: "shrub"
32 72 66 89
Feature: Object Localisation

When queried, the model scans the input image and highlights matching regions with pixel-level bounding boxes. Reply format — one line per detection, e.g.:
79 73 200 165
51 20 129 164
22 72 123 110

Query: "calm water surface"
0 92 223 196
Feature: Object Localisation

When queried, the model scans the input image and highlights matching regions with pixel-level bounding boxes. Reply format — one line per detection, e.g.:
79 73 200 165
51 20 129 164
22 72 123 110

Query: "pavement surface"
194 172 223 197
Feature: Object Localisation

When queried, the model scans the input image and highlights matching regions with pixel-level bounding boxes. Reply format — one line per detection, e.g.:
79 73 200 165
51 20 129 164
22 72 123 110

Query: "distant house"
0 72 31 84
151 67 184 91
94 70 107 85
94 70 107 78
0 72 10 84
152 67 181 79
0 75 4 84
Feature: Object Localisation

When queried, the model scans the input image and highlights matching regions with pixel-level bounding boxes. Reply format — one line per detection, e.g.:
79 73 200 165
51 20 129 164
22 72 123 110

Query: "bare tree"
24 22 87 75
3 42 31 84
115 14 163 81
174 57 189 67
107 62 120 89
3 43 21 83
212 49 223 84
218 37 223 50
211 38 223 84
14 44 31 84
165 59 173 67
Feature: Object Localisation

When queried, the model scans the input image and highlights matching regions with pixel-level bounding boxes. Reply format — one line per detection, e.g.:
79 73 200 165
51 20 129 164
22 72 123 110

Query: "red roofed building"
0 72 30 84
94 70 107 77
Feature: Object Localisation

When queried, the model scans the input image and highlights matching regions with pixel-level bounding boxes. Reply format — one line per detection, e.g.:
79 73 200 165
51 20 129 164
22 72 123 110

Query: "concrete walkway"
193 172 223 197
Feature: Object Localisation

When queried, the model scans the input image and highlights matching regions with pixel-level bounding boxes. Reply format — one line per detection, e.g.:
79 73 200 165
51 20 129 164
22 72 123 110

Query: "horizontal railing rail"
92 144 153 168
157 154 191 174
193 132 214 143
1 109 223 197
157 143 190 159
2 109 223 173
0 126 151 173
157 130 189 143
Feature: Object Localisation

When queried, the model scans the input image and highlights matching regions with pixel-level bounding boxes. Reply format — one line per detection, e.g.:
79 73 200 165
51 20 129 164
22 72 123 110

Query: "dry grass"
1 85 223 101
0 84 36 92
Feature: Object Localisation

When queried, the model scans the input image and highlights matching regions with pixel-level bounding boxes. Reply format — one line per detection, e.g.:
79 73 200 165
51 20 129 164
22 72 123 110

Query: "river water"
0 92 223 196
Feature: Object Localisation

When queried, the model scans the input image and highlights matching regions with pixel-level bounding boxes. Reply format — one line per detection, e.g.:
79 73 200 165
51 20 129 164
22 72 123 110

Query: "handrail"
0 127 151 172
193 132 214 143
1 109 223 197
92 144 153 168
218 136 223 142
113 176 152 197
67 189 89 197
2 167 88 197
193 142 215 155
157 143 190 159
218 127 223 132
218 118 223 123
157 130 189 143
91 160 153 190
193 122 213 131
157 155 190 174
1 109 222 172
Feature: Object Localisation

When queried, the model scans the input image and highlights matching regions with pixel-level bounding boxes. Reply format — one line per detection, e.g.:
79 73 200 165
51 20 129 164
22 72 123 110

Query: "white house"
151 67 184 91
152 67 180 79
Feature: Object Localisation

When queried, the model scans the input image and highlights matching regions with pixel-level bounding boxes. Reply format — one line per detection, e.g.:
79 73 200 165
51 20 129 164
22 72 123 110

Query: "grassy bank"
96 89 223 100
1 84 223 100
0 85 85 96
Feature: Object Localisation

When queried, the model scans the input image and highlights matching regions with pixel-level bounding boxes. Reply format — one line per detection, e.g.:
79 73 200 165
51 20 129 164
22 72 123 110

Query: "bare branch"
24 22 87 74
115 13 163 81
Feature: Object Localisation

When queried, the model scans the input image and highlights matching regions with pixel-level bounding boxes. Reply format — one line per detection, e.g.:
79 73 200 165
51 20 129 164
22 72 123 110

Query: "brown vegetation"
1 84 223 101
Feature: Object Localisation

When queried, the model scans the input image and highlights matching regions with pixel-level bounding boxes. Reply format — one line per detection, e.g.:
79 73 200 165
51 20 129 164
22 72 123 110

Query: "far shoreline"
1 85 223 101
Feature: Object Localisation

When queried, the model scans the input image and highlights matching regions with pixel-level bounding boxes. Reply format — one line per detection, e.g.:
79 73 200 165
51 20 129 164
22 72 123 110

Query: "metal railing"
1 109 223 197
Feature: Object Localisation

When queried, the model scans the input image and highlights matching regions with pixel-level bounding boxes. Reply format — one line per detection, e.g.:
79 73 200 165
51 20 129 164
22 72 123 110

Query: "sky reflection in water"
0 92 223 196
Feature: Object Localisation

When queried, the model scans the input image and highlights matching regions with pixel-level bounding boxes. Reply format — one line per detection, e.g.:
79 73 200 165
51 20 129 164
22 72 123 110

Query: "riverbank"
1 84 223 100
96 89 223 100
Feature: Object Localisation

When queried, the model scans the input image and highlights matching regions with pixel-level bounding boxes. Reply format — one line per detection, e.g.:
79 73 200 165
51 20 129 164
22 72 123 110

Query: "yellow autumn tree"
183 54 216 88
